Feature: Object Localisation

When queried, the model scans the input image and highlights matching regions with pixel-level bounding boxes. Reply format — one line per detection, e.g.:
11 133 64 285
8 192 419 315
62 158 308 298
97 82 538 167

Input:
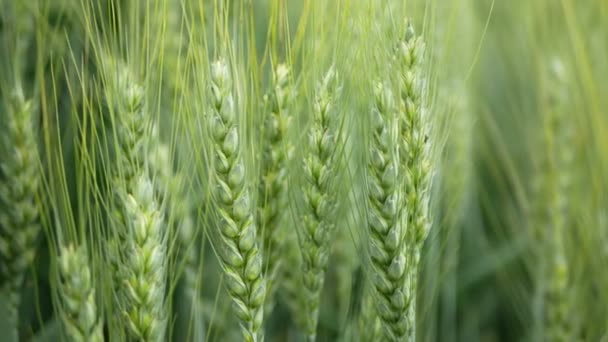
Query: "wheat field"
0 0 607 341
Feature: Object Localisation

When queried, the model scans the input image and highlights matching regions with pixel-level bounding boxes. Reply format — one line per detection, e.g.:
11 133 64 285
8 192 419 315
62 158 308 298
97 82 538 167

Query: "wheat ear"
298 67 342 341
395 20 431 340
0 92 41 342
105 61 168 341
57 244 104 342
148 125 203 340
365 81 411 340
539 58 575 342
258 64 292 315
208 59 266 342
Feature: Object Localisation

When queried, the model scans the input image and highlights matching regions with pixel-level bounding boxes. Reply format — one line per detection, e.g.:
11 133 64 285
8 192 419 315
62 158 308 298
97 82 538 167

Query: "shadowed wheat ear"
0 4 39 341
148 124 203 340
0 91 41 342
207 59 266 342
104 59 168 341
532 57 576 341
395 19 431 340
57 244 103 342
298 66 342 341
258 63 293 316
279 231 308 331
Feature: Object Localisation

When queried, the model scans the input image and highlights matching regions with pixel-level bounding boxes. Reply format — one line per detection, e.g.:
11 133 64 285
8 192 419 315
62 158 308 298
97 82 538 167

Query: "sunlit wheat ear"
395 19 432 340
298 66 342 341
258 63 293 316
365 81 411 340
118 174 167 341
57 244 103 342
207 59 265 342
0 92 41 342
396 20 430 247
104 60 168 341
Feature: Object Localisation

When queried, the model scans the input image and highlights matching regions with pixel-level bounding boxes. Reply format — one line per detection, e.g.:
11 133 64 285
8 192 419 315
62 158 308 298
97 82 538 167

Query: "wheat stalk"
207 59 265 342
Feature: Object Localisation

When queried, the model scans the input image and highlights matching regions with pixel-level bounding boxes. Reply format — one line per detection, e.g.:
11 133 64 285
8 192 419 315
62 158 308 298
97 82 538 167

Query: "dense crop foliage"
1 0 607 341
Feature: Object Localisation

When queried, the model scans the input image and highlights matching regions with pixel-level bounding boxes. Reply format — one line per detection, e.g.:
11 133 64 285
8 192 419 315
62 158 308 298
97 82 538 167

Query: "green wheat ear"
103 58 168 342
148 123 203 340
207 59 266 342
0 91 41 342
258 63 293 316
57 244 104 342
532 57 576 342
365 81 411 341
394 19 432 340
298 66 342 341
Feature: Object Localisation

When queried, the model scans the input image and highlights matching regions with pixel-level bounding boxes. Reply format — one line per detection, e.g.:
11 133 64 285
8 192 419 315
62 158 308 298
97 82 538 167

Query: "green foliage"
0 0 607 341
